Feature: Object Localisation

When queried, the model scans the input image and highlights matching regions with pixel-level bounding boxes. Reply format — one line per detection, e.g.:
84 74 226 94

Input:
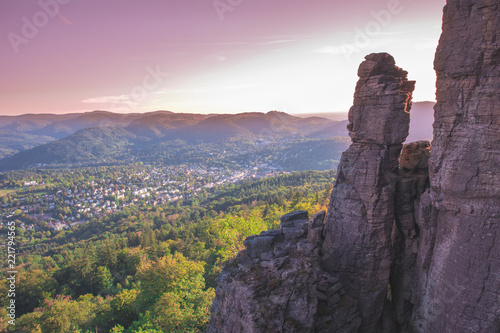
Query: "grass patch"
0 189 15 197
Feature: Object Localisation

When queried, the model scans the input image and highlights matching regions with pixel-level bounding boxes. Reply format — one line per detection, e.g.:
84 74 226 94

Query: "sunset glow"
1 0 446 115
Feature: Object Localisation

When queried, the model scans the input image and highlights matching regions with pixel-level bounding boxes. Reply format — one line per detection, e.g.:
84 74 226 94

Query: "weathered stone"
280 210 308 223
348 53 414 146
259 229 282 238
207 211 360 332
305 211 326 246
283 227 305 241
390 172 430 330
208 3 500 330
243 236 274 258
310 211 326 228
322 52 415 332
399 140 431 174
411 0 500 331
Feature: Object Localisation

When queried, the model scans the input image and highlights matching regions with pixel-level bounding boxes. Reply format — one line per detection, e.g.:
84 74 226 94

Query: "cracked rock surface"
207 2 500 330
321 53 415 332
207 211 361 333
412 0 500 331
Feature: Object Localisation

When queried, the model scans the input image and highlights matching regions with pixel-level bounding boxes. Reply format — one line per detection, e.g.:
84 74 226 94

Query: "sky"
0 0 446 116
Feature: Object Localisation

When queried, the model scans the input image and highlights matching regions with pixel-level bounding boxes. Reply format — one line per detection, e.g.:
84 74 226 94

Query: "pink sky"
0 0 446 115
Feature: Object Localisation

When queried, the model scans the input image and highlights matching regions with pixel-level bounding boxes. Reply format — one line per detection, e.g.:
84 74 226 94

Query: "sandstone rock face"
411 0 500 331
208 3 500 329
207 211 361 333
208 53 418 333
321 53 415 332
399 141 431 174
391 168 430 331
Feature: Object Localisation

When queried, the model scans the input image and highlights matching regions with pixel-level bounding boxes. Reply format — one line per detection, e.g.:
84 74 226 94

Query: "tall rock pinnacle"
321 53 415 331
207 3 500 330
412 0 500 331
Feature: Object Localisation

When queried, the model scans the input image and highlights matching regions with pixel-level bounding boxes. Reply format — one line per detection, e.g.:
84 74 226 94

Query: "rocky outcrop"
208 1 500 331
399 141 430 174
391 141 431 331
411 0 500 331
208 53 417 333
321 53 415 332
208 211 361 333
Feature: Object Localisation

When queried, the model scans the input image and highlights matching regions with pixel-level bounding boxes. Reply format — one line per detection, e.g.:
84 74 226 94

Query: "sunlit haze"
0 0 446 115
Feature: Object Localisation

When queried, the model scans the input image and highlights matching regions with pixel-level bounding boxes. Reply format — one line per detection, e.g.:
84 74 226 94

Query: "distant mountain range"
0 102 435 171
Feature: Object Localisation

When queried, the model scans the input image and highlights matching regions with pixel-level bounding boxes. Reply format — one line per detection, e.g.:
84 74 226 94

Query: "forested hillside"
0 170 334 332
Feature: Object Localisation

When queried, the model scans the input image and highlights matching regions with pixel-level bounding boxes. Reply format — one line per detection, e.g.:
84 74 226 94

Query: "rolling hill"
0 103 435 171
0 111 341 170
0 127 136 170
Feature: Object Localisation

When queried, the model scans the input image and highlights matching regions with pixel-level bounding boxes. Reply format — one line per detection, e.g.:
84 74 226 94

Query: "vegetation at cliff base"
0 169 333 332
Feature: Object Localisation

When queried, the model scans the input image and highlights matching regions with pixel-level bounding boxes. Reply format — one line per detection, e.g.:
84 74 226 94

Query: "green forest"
0 170 334 332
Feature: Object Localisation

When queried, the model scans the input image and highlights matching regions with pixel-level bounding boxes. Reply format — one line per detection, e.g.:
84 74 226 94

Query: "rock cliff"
208 52 417 333
208 211 361 333
207 0 500 331
321 53 415 332
412 0 500 331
